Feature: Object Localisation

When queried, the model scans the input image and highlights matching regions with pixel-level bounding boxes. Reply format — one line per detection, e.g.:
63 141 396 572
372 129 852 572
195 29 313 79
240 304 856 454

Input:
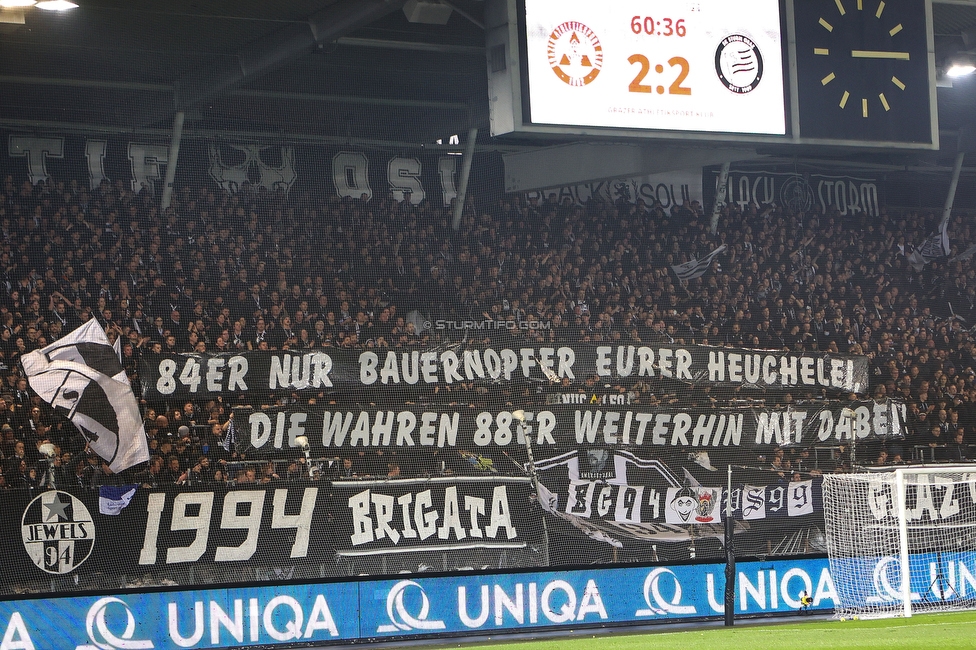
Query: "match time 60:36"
631 16 687 37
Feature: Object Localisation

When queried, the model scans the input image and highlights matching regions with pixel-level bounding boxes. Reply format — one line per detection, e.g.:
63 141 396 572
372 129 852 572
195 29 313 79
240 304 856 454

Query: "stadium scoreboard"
486 0 938 149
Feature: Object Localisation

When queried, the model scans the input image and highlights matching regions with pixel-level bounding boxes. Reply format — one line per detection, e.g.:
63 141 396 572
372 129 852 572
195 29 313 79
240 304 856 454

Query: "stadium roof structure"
0 0 975 167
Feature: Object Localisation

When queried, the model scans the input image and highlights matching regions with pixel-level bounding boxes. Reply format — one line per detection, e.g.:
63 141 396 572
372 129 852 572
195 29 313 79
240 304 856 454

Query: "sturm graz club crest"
715 34 764 94
780 176 815 213
21 490 95 574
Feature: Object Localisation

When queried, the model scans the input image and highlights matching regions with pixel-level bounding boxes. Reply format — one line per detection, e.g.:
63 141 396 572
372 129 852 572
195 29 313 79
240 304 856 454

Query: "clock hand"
851 50 910 60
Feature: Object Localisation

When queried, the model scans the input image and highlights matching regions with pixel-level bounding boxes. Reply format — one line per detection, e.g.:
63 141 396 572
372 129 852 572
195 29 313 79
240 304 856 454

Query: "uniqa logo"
635 568 697 616
76 597 154 650
376 580 447 633
867 556 921 604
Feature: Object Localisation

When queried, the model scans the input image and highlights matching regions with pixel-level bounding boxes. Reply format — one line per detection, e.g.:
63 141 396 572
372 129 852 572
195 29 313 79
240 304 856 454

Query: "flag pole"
724 462 735 626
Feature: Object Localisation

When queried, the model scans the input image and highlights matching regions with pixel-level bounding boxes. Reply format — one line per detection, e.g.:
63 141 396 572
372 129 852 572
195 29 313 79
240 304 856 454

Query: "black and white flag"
907 220 949 271
671 244 727 281
21 320 149 472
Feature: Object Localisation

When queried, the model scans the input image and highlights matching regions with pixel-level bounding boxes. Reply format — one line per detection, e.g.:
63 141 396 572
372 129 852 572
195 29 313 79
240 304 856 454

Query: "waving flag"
671 244 727 281
907 220 950 271
21 320 149 473
98 484 138 515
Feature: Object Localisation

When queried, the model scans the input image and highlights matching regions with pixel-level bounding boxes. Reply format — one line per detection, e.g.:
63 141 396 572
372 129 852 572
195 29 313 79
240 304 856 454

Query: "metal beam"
0 75 171 92
941 152 966 225
335 36 483 54
176 0 409 111
232 89 468 110
710 161 731 234
0 75 467 111
160 111 185 211
453 126 478 230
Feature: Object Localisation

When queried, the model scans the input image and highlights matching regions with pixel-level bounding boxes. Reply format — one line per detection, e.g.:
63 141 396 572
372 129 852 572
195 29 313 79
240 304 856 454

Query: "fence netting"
0 36 952 595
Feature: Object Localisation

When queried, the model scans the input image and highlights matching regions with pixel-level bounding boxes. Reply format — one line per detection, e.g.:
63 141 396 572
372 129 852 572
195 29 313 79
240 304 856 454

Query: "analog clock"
794 0 933 144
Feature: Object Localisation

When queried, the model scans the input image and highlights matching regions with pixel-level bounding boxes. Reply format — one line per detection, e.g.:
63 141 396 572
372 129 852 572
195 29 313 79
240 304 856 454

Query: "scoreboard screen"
522 0 787 135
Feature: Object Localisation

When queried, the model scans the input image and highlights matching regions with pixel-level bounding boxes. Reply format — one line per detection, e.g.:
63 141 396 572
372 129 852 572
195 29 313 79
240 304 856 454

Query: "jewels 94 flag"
21 320 149 472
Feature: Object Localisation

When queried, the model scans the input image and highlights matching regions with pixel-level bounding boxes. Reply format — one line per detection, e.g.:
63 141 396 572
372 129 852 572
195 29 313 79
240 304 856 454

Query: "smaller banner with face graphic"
664 486 723 525
21 320 150 472
535 445 826 550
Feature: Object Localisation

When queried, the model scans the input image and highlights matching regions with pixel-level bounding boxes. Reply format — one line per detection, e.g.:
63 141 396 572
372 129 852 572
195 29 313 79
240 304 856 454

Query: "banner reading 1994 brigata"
138 343 869 400
228 398 905 458
8 481 545 583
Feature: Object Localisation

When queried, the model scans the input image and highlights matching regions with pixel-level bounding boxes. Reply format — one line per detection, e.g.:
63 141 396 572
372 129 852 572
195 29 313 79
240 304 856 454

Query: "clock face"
794 0 932 144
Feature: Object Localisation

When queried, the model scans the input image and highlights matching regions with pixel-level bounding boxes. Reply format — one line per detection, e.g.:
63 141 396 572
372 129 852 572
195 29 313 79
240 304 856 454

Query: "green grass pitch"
458 611 976 650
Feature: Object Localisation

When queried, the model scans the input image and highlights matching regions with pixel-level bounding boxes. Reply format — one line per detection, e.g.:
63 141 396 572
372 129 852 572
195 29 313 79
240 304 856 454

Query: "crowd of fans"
0 171 974 491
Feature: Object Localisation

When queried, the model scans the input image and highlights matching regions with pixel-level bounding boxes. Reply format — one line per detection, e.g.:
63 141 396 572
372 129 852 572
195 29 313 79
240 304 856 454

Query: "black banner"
228 398 906 458
331 476 536 556
2 133 500 208
534 446 824 546
138 343 870 400
6 480 545 585
702 165 885 217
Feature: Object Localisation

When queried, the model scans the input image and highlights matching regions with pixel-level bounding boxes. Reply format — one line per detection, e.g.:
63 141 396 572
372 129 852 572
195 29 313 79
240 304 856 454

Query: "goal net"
823 467 976 619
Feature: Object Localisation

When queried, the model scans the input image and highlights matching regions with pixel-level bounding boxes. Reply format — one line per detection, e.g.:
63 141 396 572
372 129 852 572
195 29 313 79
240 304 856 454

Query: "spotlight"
946 64 976 78
36 0 77 9
946 55 976 78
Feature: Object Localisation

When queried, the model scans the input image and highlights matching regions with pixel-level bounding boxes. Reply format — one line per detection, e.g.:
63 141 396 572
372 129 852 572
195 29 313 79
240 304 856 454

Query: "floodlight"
946 64 976 78
36 0 77 9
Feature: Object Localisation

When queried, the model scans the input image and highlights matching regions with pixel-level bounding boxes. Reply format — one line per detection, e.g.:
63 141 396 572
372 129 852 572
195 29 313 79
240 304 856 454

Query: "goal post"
822 466 976 620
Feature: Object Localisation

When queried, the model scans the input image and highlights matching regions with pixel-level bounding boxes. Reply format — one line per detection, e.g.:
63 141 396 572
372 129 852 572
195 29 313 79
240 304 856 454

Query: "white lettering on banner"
817 179 880 217
332 152 372 201
147 346 867 396
816 402 903 442
8 136 64 185
155 356 250 395
575 411 743 447
714 171 880 217
329 152 466 206
707 351 860 391
169 595 338 646
349 486 516 546
359 348 577 385
438 156 458 206
85 140 108 190
137 489 318 566
238 402 896 453
127 143 168 194
318 410 470 449
865 478 976 524
0 614 35 650
388 157 425 204
249 412 309 450
528 172 702 208
268 353 333 390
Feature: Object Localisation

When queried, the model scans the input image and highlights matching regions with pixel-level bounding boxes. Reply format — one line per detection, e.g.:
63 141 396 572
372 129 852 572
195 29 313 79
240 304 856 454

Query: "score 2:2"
627 55 692 95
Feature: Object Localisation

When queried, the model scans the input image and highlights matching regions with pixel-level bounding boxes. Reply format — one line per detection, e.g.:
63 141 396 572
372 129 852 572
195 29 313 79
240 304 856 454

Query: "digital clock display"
523 0 787 135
